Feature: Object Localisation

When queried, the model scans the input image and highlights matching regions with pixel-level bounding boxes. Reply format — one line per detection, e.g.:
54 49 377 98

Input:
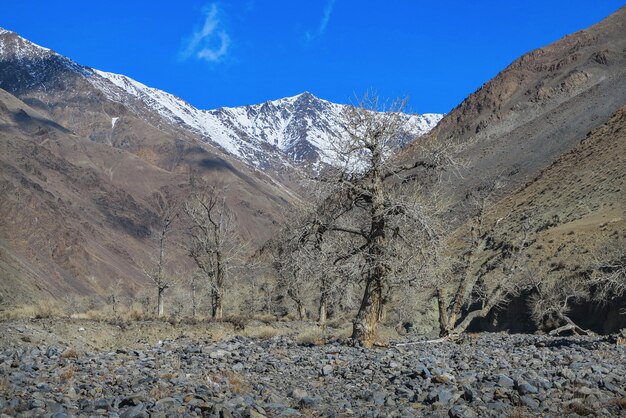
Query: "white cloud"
318 0 336 34
306 0 336 42
181 3 230 63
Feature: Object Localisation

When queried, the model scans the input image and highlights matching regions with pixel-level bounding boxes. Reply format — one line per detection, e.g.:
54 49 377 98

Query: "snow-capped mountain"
90 70 443 168
0 27 443 170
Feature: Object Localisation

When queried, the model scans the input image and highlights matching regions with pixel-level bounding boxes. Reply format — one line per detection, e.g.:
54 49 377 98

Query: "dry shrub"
60 348 79 359
242 325 280 339
609 397 626 410
34 299 65 318
206 371 251 395
294 327 325 346
59 366 75 382
508 407 528 418
564 401 595 416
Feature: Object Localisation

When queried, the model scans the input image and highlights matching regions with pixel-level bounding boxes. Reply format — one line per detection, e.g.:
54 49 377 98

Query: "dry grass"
294 327 325 346
1 299 65 319
242 325 281 339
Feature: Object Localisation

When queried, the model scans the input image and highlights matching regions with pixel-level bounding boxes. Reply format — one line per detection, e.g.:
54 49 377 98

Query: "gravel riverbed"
1 323 625 417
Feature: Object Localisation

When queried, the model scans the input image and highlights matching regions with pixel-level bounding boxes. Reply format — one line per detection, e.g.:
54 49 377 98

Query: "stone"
520 395 539 409
28 399 46 409
321 364 333 376
289 388 308 402
496 374 515 388
449 405 477 418
517 382 538 395
209 349 231 359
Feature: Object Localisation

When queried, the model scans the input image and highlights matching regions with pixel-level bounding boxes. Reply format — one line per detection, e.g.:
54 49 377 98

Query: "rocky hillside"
401 5 626 206
409 6 626 335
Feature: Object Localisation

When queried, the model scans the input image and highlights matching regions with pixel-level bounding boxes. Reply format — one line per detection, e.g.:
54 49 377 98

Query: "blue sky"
2 1 624 114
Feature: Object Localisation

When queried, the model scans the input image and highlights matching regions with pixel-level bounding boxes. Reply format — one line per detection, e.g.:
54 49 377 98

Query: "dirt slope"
0 88 296 305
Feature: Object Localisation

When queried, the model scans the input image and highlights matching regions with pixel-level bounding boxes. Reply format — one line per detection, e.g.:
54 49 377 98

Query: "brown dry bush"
206 371 251 395
59 366 75 382
563 401 595 416
609 397 626 410
60 348 79 359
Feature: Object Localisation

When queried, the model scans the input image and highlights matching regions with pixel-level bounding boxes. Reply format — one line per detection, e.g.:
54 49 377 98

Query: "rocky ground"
0 319 625 417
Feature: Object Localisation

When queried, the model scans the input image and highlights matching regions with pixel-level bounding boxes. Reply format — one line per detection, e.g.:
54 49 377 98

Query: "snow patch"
111 117 119 128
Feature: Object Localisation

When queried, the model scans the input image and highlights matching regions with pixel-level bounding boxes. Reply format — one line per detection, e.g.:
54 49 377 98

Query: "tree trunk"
377 299 386 322
157 287 165 318
213 251 224 320
352 269 385 346
352 165 387 346
318 291 328 325
452 285 504 335
190 277 197 317
436 287 450 337
297 302 306 321
212 287 223 320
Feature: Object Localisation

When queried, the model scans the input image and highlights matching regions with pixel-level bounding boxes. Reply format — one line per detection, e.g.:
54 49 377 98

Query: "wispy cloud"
181 3 230 63
305 0 336 42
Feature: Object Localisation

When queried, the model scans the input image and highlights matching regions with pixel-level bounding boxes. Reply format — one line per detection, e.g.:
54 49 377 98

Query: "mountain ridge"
0 26 443 171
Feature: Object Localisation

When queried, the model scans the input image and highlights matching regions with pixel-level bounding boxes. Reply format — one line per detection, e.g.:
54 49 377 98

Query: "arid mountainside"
481 104 626 333
0 86 298 306
402 5 626 206
1 5 625 317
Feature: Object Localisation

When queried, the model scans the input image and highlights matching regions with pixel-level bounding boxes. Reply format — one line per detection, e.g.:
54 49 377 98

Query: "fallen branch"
395 334 460 346
549 324 593 336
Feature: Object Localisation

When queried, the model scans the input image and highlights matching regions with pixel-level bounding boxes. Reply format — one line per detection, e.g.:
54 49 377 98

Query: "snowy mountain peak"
0 28 53 60
91 69 443 168
0 29 443 170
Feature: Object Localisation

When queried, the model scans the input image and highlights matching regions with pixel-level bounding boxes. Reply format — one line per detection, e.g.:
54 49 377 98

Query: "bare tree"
295 92 453 346
527 242 626 336
527 271 592 335
142 191 181 318
184 186 245 320
434 179 515 337
591 244 626 308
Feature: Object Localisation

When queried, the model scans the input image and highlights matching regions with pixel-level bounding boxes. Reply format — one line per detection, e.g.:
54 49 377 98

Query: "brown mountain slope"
402 5 626 209
464 104 626 333
0 88 295 305
490 104 625 273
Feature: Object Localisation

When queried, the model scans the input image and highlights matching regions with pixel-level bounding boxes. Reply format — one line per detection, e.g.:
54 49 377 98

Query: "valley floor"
0 319 625 417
